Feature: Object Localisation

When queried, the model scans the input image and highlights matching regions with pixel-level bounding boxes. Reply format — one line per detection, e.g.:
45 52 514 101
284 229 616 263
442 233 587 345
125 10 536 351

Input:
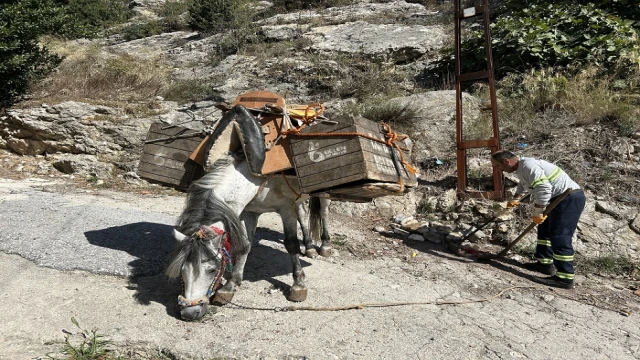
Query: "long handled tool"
478 189 573 260
461 194 531 242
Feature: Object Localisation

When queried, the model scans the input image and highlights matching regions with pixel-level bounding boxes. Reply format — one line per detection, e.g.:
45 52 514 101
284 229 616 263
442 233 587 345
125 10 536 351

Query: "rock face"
579 201 640 257
257 1 429 26
0 0 638 260
389 91 480 162
301 21 446 63
1 102 147 159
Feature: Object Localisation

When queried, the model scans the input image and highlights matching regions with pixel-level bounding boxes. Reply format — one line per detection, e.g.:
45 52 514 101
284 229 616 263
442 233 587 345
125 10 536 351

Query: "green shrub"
46 317 114 360
427 1 640 81
157 0 191 32
500 0 640 23
343 98 420 127
188 0 256 34
122 21 163 41
497 66 640 135
158 0 191 18
188 0 258 55
58 0 133 38
0 0 63 106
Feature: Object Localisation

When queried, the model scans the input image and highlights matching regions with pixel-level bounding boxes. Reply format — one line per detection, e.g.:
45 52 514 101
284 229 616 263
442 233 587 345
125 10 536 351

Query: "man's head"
491 150 519 173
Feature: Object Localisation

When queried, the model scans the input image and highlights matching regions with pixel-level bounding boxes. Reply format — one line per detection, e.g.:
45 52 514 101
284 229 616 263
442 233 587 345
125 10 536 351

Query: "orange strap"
281 172 301 200
380 123 417 175
304 103 324 121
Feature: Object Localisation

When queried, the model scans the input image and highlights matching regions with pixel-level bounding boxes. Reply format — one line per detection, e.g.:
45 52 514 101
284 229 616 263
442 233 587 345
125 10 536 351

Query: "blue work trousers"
535 191 586 280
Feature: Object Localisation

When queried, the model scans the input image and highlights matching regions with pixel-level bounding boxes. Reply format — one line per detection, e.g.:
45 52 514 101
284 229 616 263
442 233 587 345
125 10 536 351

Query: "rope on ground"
218 285 541 312
216 285 635 316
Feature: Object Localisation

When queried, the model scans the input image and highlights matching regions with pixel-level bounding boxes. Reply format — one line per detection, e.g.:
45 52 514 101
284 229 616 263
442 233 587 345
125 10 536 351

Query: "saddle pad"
233 90 293 175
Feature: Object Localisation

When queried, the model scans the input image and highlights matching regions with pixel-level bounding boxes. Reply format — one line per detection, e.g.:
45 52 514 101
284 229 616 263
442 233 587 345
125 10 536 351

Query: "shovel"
477 188 573 260
461 194 531 242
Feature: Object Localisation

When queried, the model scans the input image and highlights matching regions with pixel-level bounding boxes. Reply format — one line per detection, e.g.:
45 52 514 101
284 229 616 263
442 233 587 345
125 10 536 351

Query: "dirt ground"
1 151 639 359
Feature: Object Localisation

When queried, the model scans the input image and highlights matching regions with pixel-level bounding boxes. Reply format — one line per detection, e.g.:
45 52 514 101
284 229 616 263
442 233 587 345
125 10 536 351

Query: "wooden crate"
289 114 417 199
137 123 205 190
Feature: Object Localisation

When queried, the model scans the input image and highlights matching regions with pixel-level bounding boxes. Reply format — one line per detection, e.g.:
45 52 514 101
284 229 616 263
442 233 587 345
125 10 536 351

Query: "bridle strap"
178 225 232 308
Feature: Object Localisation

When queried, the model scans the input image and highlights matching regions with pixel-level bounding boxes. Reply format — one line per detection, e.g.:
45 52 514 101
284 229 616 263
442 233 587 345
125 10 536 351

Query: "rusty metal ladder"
454 0 503 200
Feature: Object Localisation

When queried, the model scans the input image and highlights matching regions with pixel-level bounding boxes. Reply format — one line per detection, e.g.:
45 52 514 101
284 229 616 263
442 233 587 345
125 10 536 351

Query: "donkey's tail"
309 196 322 241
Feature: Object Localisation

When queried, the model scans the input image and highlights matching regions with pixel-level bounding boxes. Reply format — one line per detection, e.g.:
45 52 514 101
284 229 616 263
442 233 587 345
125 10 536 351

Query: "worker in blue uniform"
491 150 586 289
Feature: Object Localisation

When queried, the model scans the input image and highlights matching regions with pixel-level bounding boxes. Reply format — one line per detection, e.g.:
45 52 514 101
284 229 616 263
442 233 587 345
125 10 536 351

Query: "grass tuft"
46 317 116 360
343 97 420 126
578 254 640 277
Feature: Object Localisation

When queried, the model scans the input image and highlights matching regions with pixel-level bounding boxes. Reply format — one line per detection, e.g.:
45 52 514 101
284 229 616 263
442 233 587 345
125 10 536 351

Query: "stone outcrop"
0 0 637 261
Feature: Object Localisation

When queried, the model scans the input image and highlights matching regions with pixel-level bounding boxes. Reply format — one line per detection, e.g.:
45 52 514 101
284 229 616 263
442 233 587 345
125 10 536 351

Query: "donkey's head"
166 224 230 321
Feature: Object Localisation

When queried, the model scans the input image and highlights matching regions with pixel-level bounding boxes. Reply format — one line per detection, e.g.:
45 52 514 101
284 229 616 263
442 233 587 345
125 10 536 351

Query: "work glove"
506 200 520 209
531 207 547 224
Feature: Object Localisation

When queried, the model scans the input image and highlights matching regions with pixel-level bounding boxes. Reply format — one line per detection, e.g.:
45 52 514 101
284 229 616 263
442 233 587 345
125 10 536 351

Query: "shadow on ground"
244 226 313 292
84 223 311 318
84 222 177 315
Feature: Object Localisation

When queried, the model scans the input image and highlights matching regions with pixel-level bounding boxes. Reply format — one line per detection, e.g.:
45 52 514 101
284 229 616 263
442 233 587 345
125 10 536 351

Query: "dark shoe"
523 261 556 276
533 275 574 289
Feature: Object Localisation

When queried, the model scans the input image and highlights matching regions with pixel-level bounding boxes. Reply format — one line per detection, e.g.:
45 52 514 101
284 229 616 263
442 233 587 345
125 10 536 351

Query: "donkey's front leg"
212 212 255 305
282 206 307 302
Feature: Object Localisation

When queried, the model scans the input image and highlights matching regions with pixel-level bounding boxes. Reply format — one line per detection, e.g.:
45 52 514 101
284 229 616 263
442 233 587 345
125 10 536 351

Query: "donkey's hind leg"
318 198 332 257
310 197 332 257
213 212 256 305
296 200 318 258
282 206 307 302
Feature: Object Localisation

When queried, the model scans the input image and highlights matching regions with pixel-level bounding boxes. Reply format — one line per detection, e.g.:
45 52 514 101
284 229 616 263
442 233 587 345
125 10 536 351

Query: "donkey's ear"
173 229 188 242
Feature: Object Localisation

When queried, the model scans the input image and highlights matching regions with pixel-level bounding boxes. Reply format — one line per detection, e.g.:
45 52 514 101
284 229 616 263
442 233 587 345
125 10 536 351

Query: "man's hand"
506 200 520 209
531 207 547 224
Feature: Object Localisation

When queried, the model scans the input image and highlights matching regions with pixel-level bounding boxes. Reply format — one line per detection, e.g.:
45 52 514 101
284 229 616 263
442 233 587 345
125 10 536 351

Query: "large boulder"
303 21 446 63
389 91 481 163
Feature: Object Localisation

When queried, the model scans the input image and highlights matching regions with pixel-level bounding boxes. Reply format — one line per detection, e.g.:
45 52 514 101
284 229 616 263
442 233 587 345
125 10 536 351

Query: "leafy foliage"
156 0 190 32
122 20 163 41
188 0 259 55
493 3 637 72
427 1 639 81
0 0 132 106
0 0 63 106
500 0 640 23
188 0 255 34
53 0 133 38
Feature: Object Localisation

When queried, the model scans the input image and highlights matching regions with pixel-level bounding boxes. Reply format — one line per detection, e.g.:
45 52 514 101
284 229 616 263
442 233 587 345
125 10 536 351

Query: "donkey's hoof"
319 246 332 257
305 248 318 258
211 290 235 305
288 287 308 302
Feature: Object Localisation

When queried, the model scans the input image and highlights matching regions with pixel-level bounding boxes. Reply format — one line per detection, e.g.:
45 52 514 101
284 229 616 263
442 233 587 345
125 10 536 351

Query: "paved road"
1 178 639 360
0 178 178 277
